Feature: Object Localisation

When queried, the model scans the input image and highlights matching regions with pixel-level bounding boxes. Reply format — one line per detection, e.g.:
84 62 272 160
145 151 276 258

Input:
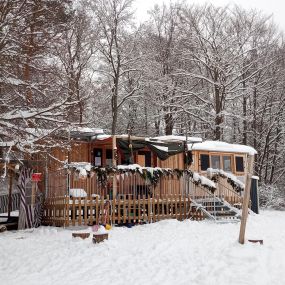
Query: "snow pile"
117 164 142 171
1 211 285 285
67 162 92 178
92 225 108 235
69 188 87 198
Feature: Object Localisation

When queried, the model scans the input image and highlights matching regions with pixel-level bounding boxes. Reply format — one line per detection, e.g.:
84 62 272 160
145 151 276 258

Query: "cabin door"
137 151 151 167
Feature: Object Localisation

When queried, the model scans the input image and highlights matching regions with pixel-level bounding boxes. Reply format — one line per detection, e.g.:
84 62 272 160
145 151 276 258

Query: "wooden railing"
42 194 204 227
44 169 245 226
215 177 243 207
47 170 186 198
0 192 20 214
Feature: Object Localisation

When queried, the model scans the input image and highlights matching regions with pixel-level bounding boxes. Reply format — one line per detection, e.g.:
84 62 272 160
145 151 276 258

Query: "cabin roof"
70 127 105 139
188 140 257 155
150 135 202 143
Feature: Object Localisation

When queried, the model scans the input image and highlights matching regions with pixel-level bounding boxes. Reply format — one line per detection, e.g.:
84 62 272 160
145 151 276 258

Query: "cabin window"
94 148 102 167
235 156 244 172
106 149 113 167
222 156 232 172
184 151 193 166
200 154 210 171
211 155 220 169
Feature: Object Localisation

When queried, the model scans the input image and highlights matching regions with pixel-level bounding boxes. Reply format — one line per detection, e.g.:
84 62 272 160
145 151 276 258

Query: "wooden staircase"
185 172 243 223
192 197 241 223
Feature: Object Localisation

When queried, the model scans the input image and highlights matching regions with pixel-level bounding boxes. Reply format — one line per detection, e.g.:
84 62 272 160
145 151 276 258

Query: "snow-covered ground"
1 210 285 285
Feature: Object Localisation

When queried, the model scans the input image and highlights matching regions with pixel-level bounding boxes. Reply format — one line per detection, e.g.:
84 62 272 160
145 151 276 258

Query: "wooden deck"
42 195 205 227
43 168 244 226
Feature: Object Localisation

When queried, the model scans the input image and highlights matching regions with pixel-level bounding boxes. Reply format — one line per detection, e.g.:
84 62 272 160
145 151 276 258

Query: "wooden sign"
32 173 42 182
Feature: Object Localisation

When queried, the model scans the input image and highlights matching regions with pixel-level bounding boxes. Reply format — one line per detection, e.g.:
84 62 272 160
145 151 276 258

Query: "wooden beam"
239 154 254 244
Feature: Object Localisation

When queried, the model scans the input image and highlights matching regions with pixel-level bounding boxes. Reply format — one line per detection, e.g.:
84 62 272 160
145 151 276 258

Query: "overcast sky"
135 0 285 32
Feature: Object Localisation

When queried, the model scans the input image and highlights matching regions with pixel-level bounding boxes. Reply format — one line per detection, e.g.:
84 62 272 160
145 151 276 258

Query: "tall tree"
0 0 76 154
89 0 141 135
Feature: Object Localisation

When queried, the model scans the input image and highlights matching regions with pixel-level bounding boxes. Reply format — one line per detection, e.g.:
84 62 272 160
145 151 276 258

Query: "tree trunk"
214 71 222 141
164 112 174 135
242 94 247 145
111 81 118 135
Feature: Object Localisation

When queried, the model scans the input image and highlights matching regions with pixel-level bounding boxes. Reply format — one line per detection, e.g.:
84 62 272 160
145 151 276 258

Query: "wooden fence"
47 170 186 198
0 192 20 214
42 194 204 227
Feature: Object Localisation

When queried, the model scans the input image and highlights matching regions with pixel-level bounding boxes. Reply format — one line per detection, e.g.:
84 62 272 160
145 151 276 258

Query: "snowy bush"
259 184 285 210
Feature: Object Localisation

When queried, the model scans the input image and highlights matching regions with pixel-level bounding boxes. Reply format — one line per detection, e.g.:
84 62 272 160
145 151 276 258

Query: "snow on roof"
150 135 202 143
0 141 15 147
71 127 104 134
94 134 111 140
188 140 257 155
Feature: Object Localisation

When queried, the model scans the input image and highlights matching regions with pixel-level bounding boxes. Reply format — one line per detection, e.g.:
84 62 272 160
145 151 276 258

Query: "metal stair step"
208 210 237 216
191 196 242 223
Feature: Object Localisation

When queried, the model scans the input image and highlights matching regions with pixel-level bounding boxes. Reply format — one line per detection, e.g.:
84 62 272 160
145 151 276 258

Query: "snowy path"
1 211 285 285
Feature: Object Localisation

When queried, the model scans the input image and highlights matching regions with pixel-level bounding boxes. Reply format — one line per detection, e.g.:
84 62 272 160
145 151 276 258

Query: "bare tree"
88 0 141 135
141 3 182 135
54 4 96 124
0 0 77 154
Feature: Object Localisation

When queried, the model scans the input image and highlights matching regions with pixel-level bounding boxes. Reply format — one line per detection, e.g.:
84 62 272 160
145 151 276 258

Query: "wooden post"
31 181 36 206
127 129 134 164
7 170 13 219
112 135 117 198
239 154 254 244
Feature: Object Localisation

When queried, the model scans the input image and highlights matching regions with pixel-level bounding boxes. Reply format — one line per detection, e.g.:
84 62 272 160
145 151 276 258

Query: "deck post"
239 154 254 244
7 169 13 219
112 135 117 198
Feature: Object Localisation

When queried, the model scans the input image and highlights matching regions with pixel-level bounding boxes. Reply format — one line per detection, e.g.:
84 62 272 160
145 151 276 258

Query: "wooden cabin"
46 130 256 199
47 129 188 198
153 136 257 205
155 136 256 183
42 130 258 226
1 131 257 228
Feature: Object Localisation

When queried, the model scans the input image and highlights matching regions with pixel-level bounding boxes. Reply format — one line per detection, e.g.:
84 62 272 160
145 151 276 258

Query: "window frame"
221 154 233 173
198 152 246 174
210 154 221 170
234 155 245 173
199 153 210 172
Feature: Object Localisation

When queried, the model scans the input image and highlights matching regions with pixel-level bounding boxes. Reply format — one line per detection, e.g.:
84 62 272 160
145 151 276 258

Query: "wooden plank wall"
49 141 90 171
157 153 184 169
42 194 204 227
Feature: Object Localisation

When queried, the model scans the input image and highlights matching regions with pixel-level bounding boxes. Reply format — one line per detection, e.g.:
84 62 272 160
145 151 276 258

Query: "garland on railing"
207 168 245 193
65 163 216 193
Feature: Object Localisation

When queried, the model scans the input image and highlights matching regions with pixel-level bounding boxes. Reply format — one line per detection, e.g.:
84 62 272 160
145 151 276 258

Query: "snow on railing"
65 163 217 193
207 168 245 193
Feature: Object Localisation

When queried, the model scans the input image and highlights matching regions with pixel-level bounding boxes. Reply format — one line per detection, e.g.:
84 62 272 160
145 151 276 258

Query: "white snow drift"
1 210 285 285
